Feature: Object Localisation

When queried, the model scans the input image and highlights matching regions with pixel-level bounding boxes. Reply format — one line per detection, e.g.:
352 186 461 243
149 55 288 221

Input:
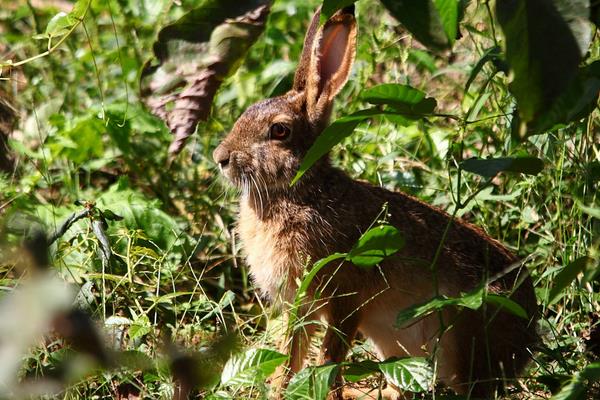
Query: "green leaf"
45 12 72 37
396 286 485 328
485 294 528 319
379 0 463 51
221 348 288 387
434 0 459 46
285 364 339 400
465 46 503 93
528 61 600 135
360 84 437 116
140 0 270 154
496 0 592 131
346 224 405 268
343 360 379 382
291 109 379 185
321 0 357 23
378 357 433 393
460 157 544 178
129 315 151 341
547 256 597 305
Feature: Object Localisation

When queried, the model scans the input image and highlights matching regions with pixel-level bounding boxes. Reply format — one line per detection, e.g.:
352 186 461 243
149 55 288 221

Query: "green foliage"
0 0 598 398
221 348 287 387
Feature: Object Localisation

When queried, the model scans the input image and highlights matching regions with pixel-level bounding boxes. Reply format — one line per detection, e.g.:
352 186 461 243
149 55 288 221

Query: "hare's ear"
293 8 322 92
304 7 357 123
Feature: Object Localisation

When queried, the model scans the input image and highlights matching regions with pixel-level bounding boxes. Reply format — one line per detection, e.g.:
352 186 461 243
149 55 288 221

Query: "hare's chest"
237 208 303 301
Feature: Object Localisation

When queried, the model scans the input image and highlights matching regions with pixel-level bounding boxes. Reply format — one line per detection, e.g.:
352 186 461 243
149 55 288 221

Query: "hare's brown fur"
214 6 538 398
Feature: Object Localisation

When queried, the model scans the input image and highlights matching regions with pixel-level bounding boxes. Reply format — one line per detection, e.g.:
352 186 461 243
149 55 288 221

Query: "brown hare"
213 5 538 399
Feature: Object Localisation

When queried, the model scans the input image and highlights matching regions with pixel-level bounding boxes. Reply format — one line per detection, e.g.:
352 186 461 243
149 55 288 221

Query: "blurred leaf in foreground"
379 0 464 51
140 0 270 155
496 0 593 136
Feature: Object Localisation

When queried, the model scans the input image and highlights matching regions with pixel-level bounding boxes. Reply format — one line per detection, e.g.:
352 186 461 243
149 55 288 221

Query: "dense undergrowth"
0 0 599 399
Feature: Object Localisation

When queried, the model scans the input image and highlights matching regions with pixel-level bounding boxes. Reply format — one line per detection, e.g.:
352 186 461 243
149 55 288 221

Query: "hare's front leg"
271 314 318 397
321 306 360 400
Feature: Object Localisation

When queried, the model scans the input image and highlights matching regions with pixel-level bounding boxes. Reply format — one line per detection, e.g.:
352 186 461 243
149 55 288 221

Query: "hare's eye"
269 123 291 140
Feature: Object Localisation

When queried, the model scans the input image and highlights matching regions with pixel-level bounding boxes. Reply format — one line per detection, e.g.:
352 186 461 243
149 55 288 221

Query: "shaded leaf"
360 84 437 115
346 224 405 268
528 60 600 135
460 157 544 178
343 360 379 383
465 46 504 93
221 348 287 387
285 364 339 400
379 0 464 51
547 256 597 305
378 357 433 393
496 0 592 132
140 0 270 155
321 0 357 22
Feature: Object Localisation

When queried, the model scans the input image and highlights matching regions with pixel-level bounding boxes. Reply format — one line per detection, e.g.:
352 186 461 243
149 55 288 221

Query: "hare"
213 5 538 398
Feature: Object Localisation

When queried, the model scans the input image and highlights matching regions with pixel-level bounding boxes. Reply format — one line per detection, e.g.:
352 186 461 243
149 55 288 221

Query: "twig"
48 209 91 244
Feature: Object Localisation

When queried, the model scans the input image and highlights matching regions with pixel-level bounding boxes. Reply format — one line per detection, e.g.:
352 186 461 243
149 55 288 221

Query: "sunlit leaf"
291 109 380 185
285 364 339 400
378 357 433 392
360 84 437 115
221 348 287 387
346 224 405 268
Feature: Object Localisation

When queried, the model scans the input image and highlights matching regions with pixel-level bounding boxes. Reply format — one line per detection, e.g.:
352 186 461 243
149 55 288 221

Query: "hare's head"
213 6 357 194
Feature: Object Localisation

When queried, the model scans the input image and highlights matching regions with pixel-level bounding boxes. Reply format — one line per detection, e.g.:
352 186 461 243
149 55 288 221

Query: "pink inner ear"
319 23 350 89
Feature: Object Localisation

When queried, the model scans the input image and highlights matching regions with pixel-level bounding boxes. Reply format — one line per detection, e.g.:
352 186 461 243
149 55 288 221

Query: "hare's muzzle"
213 145 230 171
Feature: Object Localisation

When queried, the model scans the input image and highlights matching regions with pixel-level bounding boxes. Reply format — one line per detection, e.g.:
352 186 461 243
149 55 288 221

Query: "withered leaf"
140 0 271 155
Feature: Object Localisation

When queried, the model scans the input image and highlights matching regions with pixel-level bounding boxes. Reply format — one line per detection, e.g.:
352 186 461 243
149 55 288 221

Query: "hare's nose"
213 145 230 169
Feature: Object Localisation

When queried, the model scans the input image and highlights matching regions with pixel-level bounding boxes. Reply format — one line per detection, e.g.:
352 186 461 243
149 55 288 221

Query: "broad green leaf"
129 315 151 340
285 364 339 400
379 0 464 51
460 157 544 178
434 0 459 46
577 201 600 219
140 0 270 154
550 362 600 400
485 294 528 319
547 256 597 305
346 224 405 268
360 84 437 115
45 12 72 37
378 357 433 392
528 61 600 135
550 379 586 400
496 0 592 131
221 348 287 387
321 0 357 22
396 286 485 327
291 109 380 185
343 360 379 382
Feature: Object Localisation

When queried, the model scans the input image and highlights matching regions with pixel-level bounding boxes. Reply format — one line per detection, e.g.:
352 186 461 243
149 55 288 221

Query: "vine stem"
0 0 91 70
